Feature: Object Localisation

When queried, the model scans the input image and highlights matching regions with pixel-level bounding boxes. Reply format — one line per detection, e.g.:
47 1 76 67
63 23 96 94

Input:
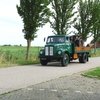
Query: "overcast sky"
0 0 92 46
0 0 54 46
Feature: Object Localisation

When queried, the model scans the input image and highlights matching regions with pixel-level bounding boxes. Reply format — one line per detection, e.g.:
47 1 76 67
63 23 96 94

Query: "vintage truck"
39 35 90 66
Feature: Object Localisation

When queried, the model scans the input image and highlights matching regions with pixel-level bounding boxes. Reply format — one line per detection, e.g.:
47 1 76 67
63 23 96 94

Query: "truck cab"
39 35 90 66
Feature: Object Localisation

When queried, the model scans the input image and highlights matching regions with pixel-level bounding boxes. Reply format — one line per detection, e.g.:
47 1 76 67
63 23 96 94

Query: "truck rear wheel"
61 53 69 66
79 53 87 63
40 60 47 66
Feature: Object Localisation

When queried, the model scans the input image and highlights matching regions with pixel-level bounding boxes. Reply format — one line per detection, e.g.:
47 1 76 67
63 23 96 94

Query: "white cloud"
0 0 53 46
1 0 91 47
32 23 53 46
0 0 23 45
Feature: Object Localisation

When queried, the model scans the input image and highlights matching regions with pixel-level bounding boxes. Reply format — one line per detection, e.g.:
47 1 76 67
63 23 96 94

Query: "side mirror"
44 37 46 42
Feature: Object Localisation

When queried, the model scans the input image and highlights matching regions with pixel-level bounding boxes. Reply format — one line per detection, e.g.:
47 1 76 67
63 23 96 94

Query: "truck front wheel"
40 59 47 66
61 53 69 66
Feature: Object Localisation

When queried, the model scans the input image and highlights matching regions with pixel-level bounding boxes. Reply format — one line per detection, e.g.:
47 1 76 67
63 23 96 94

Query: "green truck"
39 35 90 66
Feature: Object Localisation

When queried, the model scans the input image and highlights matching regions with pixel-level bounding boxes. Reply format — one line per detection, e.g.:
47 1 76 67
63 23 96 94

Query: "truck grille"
45 46 53 56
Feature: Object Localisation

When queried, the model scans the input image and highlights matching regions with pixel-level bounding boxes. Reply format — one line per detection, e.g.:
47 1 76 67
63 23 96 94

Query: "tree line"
16 0 100 59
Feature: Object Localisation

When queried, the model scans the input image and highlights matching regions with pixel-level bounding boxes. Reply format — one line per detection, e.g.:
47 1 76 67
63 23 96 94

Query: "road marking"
87 92 94 94
75 91 81 93
27 88 33 91
63 90 69 92
27 88 94 94
51 89 57 92
39 89 45 91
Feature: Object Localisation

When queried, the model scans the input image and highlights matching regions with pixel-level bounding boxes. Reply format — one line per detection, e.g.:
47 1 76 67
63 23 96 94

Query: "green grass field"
0 46 42 68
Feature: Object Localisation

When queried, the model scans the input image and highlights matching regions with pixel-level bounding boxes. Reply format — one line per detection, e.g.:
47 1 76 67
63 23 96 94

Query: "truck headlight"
40 50 43 54
58 51 62 55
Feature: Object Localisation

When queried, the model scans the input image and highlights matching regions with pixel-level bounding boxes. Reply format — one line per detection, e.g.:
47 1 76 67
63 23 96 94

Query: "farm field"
0 46 100 68
0 46 43 68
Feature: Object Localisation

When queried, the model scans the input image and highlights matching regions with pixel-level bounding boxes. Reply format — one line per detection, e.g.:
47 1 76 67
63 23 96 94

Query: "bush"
90 48 100 57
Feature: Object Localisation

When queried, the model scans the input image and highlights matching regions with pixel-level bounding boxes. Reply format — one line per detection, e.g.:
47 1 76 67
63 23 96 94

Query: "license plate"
41 58 46 60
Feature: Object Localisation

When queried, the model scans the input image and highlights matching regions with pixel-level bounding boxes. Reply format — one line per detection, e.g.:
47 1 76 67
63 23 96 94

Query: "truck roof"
48 35 71 37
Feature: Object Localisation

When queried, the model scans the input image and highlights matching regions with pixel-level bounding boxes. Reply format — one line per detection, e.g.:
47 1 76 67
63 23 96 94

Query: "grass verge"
82 67 100 79
0 60 40 68
0 46 41 68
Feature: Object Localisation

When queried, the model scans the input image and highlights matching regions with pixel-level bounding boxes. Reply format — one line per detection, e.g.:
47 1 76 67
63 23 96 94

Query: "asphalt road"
0 57 100 95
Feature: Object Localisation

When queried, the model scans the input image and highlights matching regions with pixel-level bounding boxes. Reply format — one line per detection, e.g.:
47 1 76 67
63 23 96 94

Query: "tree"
98 38 100 43
90 0 100 55
73 0 93 42
49 0 77 34
16 0 50 59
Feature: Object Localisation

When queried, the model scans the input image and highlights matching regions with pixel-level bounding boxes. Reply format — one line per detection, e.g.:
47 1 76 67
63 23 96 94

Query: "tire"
79 56 83 63
79 53 87 63
87 54 89 62
40 60 47 66
61 53 69 66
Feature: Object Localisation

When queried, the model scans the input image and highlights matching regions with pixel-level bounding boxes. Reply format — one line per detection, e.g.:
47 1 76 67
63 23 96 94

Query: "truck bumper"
39 56 63 60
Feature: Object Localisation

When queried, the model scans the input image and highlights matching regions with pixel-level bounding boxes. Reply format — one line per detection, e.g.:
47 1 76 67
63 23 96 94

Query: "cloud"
0 0 53 46
0 0 25 46
0 0 19 19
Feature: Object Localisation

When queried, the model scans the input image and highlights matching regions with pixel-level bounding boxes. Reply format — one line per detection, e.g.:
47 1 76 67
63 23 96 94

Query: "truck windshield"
46 36 65 44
